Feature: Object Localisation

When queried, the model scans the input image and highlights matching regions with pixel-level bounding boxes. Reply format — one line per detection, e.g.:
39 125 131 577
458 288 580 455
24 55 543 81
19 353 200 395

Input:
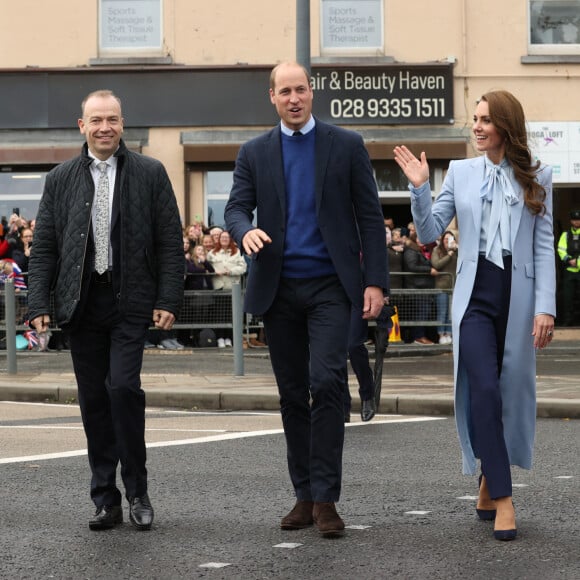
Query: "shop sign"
528 121 580 183
312 64 454 125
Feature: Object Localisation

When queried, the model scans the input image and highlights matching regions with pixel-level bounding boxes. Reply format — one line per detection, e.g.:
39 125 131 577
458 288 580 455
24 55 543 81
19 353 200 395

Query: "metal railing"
0 272 455 376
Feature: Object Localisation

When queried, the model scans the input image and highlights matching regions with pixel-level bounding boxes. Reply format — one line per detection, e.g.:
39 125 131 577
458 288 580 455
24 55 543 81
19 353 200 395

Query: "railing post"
4 279 17 374
231 281 244 376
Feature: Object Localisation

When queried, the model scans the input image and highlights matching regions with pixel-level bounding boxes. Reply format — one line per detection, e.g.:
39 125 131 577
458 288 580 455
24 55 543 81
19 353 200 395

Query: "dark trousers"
561 269 580 325
263 275 350 503
68 278 149 507
459 256 512 499
343 307 374 413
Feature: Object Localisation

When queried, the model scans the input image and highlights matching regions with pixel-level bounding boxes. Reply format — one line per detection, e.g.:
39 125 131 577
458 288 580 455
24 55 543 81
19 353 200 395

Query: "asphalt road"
0 403 578 579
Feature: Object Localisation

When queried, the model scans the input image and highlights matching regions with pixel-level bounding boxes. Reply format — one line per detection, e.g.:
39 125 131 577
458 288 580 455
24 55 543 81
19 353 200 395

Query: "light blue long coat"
410 156 556 475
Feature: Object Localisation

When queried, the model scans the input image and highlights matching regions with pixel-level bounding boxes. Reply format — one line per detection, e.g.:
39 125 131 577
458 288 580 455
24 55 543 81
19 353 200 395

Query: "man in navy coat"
225 61 388 537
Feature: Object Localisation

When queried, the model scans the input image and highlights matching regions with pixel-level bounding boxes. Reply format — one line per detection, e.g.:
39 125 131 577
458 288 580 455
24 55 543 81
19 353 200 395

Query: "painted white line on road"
0 425 227 433
0 449 88 464
512 483 529 488
273 543 303 549
347 417 446 426
199 562 232 569
0 401 78 409
147 428 286 448
457 495 478 500
346 525 371 530
555 475 574 479
0 416 446 464
405 511 431 515
0 425 84 430
161 410 281 416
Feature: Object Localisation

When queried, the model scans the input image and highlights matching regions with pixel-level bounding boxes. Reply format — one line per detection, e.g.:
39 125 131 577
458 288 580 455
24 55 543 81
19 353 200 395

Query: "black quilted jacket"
27 141 184 327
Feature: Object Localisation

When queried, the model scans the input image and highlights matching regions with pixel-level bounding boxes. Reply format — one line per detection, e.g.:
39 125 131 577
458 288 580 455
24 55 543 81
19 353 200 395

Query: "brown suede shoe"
313 502 345 537
280 500 314 530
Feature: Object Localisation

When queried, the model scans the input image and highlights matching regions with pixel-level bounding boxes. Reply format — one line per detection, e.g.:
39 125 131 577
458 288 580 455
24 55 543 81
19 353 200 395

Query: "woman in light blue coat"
394 90 556 542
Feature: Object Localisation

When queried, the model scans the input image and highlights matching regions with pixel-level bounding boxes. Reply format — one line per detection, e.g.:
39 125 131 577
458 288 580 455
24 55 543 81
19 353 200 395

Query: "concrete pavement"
0 329 579 418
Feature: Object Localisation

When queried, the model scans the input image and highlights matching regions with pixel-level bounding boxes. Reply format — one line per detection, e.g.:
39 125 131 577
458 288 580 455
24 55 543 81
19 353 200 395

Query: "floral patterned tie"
94 161 110 274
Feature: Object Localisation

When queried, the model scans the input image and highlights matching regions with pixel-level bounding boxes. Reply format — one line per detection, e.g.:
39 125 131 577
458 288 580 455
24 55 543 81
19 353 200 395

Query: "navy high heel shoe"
493 528 517 541
493 499 517 541
476 474 497 521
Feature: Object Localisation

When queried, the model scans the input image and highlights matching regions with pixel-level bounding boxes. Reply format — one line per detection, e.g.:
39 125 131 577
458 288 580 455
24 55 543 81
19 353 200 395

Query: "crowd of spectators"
1 210 462 351
384 216 458 345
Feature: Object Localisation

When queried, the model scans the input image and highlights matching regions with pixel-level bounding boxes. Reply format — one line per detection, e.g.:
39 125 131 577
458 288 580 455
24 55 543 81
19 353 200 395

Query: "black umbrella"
373 304 395 411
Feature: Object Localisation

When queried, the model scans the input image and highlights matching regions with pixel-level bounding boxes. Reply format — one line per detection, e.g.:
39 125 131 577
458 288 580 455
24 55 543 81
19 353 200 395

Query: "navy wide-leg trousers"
459 255 513 499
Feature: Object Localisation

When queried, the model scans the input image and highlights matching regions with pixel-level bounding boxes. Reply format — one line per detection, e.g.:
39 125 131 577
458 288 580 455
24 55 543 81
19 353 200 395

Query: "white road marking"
0 426 227 433
347 417 446 426
405 511 431 515
457 495 478 500
0 417 446 465
273 543 303 549
0 449 88 464
512 483 529 488
346 524 371 530
199 562 232 568
0 401 78 409
554 475 574 479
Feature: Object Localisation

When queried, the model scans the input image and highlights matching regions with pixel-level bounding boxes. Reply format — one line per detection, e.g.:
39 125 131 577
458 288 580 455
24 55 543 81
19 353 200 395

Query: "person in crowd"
206 230 246 347
225 61 387 537
6 213 27 239
0 258 27 291
27 89 183 532
384 216 395 231
390 227 405 251
387 227 404 289
185 221 205 247
201 233 215 253
385 226 404 340
207 230 247 291
186 244 215 290
11 226 33 274
0 257 28 324
181 244 215 346
430 230 458 344
557 209 580 326
209 226 224 246
403 231 437 345
0 224 16 260
394 89 555 541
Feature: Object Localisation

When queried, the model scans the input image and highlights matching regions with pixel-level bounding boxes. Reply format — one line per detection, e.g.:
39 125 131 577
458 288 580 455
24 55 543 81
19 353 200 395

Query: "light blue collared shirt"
280 115 315 136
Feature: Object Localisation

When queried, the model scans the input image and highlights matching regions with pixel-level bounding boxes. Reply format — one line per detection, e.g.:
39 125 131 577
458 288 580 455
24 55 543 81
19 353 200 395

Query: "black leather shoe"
129 494 154 530
361 398 376 422
89 505 123 531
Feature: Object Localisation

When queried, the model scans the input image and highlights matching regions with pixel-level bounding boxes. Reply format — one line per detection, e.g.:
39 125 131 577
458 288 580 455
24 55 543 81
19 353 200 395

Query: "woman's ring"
547 330 553 336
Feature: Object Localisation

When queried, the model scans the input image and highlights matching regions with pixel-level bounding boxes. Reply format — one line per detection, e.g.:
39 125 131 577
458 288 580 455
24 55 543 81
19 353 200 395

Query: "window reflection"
374 160 438 191
0 172 46 223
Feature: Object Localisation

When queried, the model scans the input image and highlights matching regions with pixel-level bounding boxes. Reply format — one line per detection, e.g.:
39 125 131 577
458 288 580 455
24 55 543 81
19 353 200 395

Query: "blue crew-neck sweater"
281 130 335 278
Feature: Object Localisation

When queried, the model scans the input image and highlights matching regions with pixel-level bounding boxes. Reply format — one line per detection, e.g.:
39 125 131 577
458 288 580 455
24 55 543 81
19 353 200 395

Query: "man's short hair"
81 90 122 117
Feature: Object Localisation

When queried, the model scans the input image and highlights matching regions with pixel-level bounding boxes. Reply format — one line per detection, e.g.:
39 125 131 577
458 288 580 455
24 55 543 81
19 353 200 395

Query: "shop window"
320 0 384 56
99 0 163 56
374 160 444 200
529 0 580 55
0 172 46 225
205 171 234 229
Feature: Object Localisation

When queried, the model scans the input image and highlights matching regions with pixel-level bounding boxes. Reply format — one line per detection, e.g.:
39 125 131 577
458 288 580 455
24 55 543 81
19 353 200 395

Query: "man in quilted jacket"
28 90 183 532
